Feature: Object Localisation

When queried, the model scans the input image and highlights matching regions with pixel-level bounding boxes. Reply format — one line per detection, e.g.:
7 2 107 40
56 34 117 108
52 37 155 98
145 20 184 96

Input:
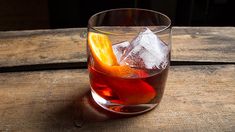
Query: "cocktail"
87 8 171 114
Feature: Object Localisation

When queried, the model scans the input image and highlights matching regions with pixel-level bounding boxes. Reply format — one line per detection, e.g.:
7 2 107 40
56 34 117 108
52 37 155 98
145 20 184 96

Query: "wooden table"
0 27 234 131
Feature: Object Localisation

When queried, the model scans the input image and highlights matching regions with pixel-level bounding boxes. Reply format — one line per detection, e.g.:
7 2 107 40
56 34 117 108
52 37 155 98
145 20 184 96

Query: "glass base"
91 90 158 115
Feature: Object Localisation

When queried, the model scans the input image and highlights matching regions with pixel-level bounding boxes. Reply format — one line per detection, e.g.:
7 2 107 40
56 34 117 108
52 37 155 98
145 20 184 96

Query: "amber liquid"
89 65 168 107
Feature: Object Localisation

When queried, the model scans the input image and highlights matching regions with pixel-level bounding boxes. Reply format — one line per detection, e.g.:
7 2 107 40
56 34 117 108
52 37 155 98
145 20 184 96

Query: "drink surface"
89 64 169 105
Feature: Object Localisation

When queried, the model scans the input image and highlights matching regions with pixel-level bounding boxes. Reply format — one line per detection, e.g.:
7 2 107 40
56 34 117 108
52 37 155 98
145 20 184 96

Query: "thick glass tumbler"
87 8 171 115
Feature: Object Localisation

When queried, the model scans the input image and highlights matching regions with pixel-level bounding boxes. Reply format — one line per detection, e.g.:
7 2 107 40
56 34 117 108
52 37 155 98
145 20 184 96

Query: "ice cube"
120 28 169 69
112 41 130 63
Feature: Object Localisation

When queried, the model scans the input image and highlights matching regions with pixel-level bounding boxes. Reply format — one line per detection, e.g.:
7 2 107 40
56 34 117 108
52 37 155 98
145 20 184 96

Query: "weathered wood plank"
0 65 234 131
0 27 235 68
0 28 87 67
172 27 235 63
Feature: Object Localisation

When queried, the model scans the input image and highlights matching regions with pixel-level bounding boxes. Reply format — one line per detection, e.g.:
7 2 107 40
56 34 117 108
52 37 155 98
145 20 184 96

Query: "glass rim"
88 8 172 35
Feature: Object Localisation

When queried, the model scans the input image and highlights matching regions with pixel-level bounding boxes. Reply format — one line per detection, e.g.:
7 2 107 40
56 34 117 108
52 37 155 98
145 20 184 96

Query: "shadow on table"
44 89 140 131
73 91 138 127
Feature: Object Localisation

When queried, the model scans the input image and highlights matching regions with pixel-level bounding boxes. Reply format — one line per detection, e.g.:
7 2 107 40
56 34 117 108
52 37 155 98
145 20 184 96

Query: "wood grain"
0 28 87 67
0 27 234 68
0 65 234 131
172 27 235 63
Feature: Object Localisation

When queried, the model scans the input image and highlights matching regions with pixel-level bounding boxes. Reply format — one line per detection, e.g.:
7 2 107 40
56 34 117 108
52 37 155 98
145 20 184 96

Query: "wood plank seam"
0 61 235 73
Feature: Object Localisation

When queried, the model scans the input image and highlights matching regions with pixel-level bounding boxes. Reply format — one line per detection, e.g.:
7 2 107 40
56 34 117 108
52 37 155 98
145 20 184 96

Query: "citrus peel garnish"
88 32 118 66
88 32 135 77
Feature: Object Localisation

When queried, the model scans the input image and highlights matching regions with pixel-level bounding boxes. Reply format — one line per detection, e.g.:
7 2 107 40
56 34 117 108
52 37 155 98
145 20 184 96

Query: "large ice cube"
120 28 169 69
112 41 130 63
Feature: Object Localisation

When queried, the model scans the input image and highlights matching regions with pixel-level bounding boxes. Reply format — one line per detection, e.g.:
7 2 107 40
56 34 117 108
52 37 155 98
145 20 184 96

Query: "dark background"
0 0 234 31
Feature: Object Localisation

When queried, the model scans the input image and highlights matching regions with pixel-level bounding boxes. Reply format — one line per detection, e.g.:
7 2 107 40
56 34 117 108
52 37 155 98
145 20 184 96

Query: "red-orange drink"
87 31 170 114
89 65 168 106
87 9 171 115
